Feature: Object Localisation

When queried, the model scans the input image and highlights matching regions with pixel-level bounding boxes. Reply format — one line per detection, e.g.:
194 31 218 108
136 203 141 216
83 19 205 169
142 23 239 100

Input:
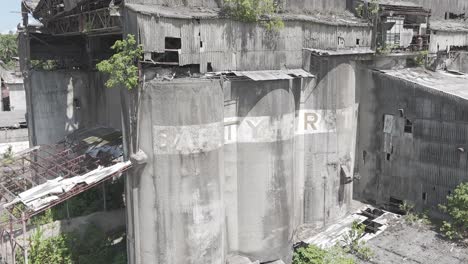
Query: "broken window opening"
404 118 413 134
200 41 203 48
356 39 360 46
152 51 179 64
207 62 213 72
422 192 427 201
386 153 391 161
446 12 465 20
165 37 182 50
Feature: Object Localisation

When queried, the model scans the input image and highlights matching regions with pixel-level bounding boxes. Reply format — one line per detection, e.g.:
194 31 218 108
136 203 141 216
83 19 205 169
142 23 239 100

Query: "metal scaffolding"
0 127 131 264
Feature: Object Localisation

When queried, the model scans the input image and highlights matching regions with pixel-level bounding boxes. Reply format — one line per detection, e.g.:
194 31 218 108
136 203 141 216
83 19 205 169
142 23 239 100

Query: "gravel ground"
360 217 468 264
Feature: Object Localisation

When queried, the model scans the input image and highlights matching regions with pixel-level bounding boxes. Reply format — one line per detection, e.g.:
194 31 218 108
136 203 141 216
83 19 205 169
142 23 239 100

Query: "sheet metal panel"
232 69 313 81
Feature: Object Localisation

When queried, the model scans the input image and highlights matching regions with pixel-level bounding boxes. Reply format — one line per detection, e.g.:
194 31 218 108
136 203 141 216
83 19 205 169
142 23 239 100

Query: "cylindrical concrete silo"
226 79 297 262
128 78 225 264
301 54 358 228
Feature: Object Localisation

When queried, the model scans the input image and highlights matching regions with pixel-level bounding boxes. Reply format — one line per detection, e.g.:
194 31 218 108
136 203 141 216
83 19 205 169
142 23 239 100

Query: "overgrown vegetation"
399 201 431 225
31 59 59 70
341 221 374 261
439 183 468 240
224 0 284 31
355 0 379 19
414 50 429 66
96 34 142 90
16 224 127 264
1 145 15 164
293 244 355 264
293 221 375 264
0 33 18 69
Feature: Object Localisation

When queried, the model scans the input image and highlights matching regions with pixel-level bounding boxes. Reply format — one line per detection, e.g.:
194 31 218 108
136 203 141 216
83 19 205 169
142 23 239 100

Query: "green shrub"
439 182 468 240
341 221 374 261
293 244 355 264
1 145 14 164
96 34 142 90
224 0 284 31
17 228 75 264
399 201 431 225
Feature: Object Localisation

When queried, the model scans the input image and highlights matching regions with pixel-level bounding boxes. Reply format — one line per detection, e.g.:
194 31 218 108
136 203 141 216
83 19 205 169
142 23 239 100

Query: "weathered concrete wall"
125 59 360 263
448 51 468 73
300 53 358 228
0 128 29 153
28 70 122 144
224 79 298 262
8 83 26 111
127 78 225 264
355 68 468 214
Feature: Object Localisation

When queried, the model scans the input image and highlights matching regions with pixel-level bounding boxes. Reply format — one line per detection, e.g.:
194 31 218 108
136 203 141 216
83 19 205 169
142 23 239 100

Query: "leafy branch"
96 34 142 90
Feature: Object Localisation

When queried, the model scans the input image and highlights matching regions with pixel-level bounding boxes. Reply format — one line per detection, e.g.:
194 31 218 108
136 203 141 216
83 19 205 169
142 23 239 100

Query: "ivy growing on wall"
96 34 142 90
224 0 284 31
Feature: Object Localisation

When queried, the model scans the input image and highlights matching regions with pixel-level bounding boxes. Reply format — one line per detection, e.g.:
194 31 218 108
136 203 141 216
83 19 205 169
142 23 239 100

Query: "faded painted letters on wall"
153 107 357 154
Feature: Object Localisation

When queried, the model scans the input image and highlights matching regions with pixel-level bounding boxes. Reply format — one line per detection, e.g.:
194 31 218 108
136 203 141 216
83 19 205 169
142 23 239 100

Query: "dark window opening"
207 62 213 72
165 37 181 50
362 151 367 164
152 51 179 64
404 119 413 134
448 190 452 195
422 192 427 201
73 98 81 109
432 186 436 191
356 39 360 45
386 153 391 161
448 12 465 19
200 41 203 48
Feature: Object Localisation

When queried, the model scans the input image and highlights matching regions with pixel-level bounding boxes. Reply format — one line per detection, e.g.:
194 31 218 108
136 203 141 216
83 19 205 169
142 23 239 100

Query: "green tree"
439 182 468 240
17 228 75 264
0 34 18 69
96 34 142 90
224 0 284 31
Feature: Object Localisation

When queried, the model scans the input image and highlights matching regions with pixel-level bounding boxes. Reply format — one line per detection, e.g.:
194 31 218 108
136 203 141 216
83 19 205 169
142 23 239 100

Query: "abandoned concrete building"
0 0 464 263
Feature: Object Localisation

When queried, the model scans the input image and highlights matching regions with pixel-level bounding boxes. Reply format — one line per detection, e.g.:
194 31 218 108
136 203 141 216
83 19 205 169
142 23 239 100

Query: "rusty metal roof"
0 127 131 222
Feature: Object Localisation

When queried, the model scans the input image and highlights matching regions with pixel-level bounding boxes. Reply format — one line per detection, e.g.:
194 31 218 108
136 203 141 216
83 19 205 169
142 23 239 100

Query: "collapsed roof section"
0 127 131 223
24 0 122 36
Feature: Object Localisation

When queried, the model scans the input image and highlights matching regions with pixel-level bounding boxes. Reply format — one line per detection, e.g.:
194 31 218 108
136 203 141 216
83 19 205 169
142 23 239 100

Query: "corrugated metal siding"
359 71 468 210
125 0 220 8
414 0 468 17
131 10 371 71
284 0 347 12
429 32 468 53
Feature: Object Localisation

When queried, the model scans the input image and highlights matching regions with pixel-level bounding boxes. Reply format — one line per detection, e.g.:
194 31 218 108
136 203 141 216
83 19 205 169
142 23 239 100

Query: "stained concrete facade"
122 51 360 263
28 70 121 144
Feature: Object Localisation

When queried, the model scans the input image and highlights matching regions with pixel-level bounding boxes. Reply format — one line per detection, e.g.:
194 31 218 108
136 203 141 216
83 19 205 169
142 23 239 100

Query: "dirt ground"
360 217 468 264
